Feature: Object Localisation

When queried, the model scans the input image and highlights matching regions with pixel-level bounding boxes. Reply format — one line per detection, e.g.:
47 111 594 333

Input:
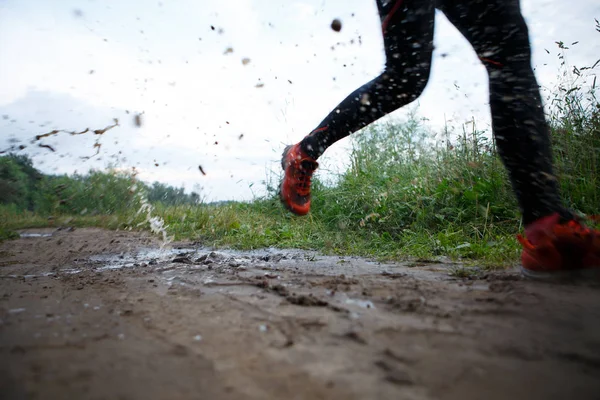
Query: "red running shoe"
517 213 600 279
280 144 318 216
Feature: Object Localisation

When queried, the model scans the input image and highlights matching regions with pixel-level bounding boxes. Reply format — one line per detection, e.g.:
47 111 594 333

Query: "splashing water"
128 171 172 246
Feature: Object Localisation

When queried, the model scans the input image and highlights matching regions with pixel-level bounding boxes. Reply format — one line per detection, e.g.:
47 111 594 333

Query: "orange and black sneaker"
280 143 318 216
517 213 600 279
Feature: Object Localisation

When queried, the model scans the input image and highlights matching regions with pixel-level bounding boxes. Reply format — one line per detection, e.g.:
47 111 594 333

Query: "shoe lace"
518 216 598 251
554 219 590 237
293 159 317 197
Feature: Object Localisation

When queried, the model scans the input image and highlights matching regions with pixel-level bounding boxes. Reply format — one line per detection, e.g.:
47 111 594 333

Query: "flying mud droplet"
0 143 27 154
38 143 55 152
210 26 224 34
73 9 83 18
255 82 264 88
134 114 143 127
35 130 59 140
331 19 342 32
224 47 233 55
238 134 244 140
198 165 206 176
242 58 251 66
32 119 119 159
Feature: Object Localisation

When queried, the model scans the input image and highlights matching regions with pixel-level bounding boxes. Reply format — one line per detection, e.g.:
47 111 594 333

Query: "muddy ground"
1 227 599 400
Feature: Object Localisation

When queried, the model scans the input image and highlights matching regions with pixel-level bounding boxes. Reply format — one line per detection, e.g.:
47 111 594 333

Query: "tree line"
0 154 201 215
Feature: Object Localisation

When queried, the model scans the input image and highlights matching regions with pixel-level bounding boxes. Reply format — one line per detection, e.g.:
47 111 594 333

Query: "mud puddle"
18 233 53 238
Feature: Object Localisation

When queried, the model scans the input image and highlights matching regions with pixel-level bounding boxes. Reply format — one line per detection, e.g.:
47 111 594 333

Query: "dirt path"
1 228 599 400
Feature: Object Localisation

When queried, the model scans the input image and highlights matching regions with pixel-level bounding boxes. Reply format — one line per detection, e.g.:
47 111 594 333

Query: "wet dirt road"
1 228 599 400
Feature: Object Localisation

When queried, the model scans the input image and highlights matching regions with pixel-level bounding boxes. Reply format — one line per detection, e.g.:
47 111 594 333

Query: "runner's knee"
479 17 532 72
385 61 431 105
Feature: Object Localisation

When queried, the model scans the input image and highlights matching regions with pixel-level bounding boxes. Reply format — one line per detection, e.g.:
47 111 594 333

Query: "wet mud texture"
1 228 600 400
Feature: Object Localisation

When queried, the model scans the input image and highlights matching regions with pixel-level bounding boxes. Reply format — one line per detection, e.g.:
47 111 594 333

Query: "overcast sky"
1 0 598 201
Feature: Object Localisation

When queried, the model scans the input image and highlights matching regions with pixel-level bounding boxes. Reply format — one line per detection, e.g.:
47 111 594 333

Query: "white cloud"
1 0 598 201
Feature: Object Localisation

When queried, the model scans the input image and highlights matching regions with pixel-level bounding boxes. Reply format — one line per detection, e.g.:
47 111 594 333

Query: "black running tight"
300 0 567 225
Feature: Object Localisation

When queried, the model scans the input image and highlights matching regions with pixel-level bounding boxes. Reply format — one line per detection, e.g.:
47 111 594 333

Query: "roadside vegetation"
2 40 598 270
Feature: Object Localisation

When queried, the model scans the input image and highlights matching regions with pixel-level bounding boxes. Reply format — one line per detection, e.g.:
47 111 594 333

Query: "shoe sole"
279 181 300 215
520 265 600 281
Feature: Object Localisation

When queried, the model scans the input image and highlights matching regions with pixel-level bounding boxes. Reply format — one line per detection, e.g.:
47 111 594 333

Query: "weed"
1 34 598 269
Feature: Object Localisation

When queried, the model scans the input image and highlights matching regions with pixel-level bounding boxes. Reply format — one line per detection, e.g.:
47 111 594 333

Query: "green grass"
0 204 127 233
1 39 598 271
0 226 19 242
2 103 596 271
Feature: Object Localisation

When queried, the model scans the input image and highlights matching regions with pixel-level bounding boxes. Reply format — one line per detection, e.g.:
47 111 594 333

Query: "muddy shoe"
280 143 318 216
517 213 600 280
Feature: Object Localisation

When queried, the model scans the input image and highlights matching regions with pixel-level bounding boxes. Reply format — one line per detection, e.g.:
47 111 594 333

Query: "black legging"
300 0 567 225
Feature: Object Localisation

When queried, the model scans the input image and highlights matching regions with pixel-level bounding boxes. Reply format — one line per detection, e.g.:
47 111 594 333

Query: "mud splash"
19 233 53 238
82 246 433 279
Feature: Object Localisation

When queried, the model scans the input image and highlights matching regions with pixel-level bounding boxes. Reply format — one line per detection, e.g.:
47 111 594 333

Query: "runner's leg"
300 0 436 160
438 0 568 224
